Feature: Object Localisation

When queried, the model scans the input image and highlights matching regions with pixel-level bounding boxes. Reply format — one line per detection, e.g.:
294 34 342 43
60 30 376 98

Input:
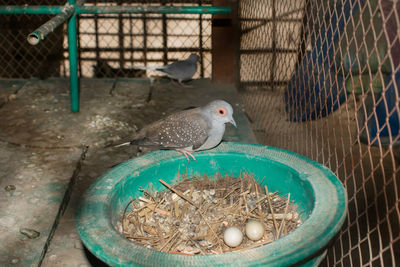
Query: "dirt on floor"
0 77 255 267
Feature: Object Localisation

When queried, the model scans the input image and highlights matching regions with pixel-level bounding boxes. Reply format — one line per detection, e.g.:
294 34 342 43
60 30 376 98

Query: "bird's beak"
230 117 237 128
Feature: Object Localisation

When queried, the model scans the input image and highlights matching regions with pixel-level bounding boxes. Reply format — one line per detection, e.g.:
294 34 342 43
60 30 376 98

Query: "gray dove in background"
115 100 236 161
134 54 198 87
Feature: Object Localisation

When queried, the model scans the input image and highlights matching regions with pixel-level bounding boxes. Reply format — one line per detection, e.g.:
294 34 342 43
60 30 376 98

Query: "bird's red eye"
217 108 227 116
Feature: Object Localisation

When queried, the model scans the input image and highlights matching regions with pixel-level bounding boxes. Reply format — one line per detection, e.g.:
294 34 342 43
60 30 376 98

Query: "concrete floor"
0 78 256 267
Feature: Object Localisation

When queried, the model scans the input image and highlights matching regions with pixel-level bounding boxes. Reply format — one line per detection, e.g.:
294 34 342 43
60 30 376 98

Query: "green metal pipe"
0 5 231 15
27 4 74 45
0 6 64 15
76 5 231 15
67 1 79 113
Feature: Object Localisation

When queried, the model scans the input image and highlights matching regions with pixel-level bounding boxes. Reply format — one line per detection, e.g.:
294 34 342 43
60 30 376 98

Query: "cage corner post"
68 0 79 113
211 0 239 86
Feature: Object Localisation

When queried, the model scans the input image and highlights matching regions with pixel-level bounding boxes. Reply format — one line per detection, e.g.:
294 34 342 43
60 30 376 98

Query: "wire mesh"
61 0 213 79
0 1 212 79
0 0 64 78
239 0 400 266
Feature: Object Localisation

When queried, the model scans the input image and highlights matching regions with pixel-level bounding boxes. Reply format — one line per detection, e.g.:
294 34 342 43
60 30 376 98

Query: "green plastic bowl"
76 142 347 266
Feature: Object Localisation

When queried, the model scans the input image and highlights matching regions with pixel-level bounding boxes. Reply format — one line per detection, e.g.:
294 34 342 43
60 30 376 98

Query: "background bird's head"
204 100 236 127
188 53 198 63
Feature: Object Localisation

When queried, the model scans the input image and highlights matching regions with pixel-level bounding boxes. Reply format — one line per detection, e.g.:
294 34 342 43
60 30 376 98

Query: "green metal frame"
0 3 231 112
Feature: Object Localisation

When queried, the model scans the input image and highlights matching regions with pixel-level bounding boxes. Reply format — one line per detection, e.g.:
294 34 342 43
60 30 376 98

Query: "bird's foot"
176 149 197 162
178 80 193 88
170 79 192 88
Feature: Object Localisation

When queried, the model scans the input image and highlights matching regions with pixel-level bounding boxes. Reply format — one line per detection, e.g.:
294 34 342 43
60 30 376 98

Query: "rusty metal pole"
212 0 239 86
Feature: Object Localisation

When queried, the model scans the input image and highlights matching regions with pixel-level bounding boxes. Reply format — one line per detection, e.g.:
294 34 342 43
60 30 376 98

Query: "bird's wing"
131 109 211 150
161 60 196 80
133 57 196 81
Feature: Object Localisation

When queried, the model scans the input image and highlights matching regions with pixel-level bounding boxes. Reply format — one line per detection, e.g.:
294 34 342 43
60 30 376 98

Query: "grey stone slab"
0 142 81 266
0 79 27 107
0 78 144 148
40 78 256 267
0 78 257 266
41 146 136 267
0 78 254 150
112 78 256 143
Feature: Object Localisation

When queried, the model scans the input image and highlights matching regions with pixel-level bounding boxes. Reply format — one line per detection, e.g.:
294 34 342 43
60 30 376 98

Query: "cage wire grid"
0 0 213 79
0 0 65 79
0 0 399 266
62 0 213 79
239 0 400 266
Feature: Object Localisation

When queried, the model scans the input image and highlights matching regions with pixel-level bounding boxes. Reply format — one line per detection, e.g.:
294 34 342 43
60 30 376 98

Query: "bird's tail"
133 66 165 71
113 141 131 147
111 139 141 148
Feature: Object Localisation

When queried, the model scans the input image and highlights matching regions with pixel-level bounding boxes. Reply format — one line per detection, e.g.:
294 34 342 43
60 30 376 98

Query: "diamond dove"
115 100 236 161
134 54 198 87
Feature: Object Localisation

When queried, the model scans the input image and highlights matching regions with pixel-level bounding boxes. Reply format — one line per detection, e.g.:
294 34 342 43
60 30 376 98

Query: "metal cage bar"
0 2 231 112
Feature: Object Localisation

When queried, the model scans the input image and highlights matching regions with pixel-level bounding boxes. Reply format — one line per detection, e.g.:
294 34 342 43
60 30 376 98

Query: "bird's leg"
178 80 193 88
176 149 197 162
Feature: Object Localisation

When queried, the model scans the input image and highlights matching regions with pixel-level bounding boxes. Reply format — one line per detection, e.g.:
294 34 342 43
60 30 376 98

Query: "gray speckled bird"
115 100 236 161
134 54 198 87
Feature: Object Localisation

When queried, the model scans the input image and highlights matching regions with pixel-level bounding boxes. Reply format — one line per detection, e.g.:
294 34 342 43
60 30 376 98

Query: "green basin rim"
76 142 347 267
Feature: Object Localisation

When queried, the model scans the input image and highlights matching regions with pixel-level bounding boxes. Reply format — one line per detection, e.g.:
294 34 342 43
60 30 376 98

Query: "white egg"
223 226 243 247
245 220 264 241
